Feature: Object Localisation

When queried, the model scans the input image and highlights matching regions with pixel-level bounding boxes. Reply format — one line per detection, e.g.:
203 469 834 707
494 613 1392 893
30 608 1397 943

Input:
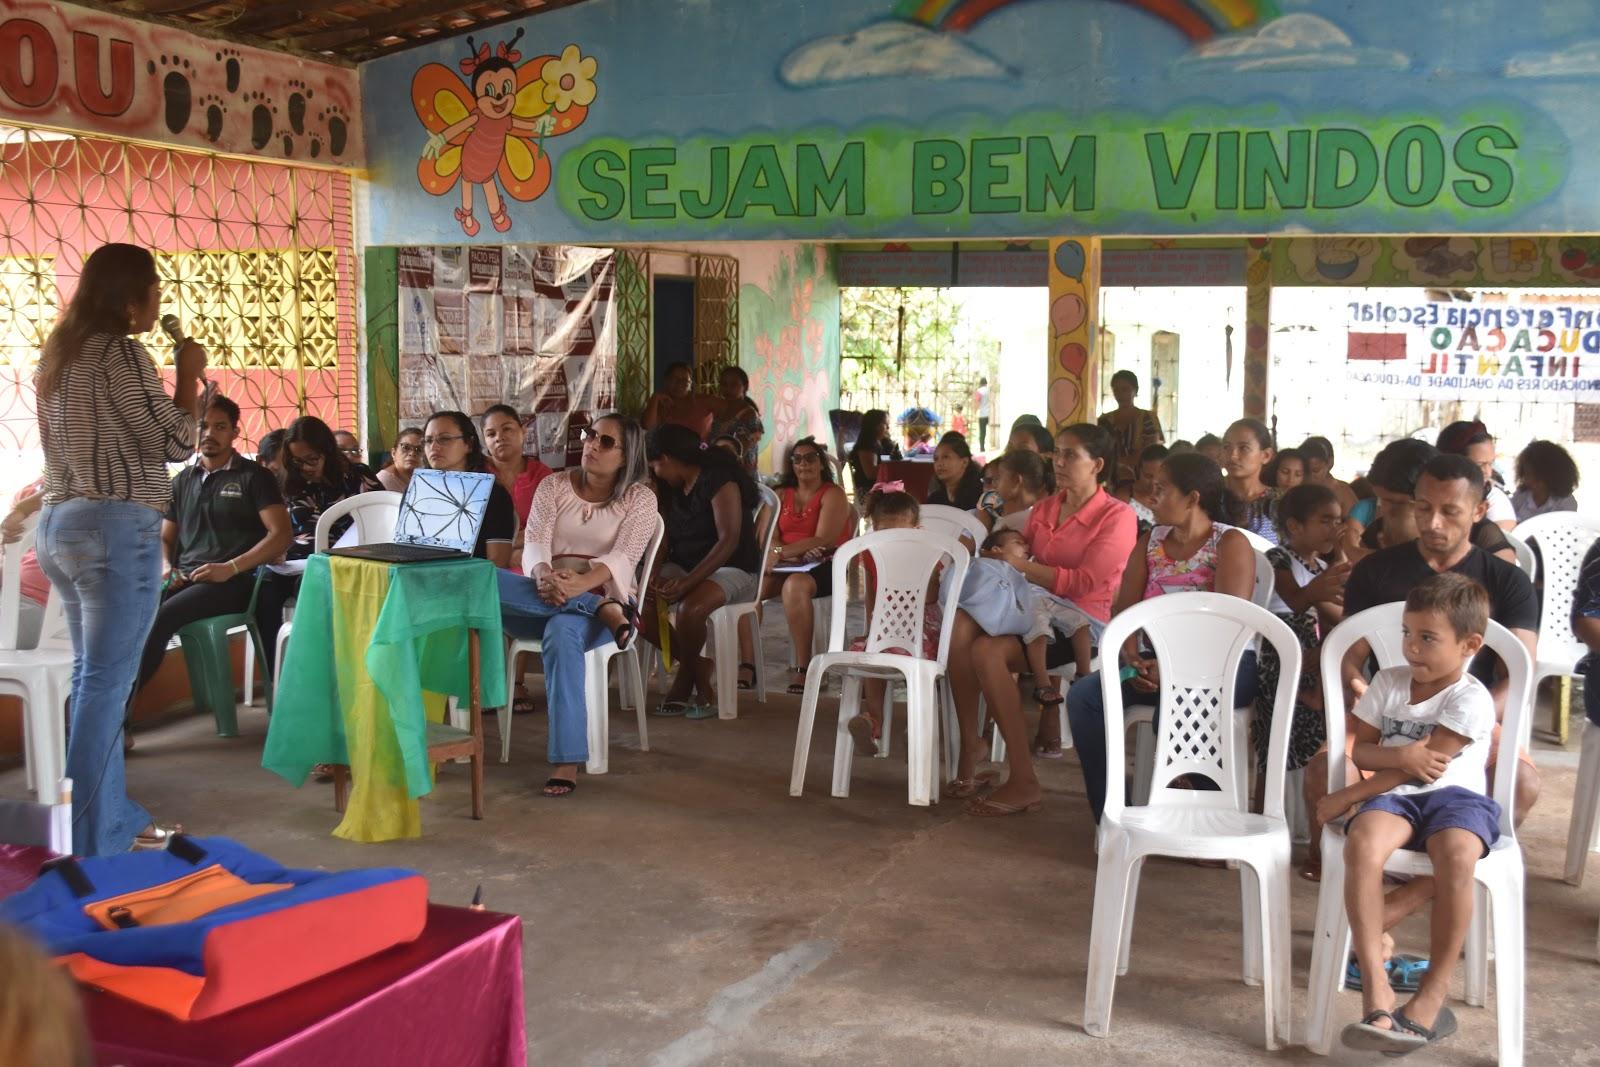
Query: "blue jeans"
496 570 613 766
1066 652 1259 824
34 498 164 855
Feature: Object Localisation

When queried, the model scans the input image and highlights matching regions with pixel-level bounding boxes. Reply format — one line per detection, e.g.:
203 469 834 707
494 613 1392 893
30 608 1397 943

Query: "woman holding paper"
738 437 852 694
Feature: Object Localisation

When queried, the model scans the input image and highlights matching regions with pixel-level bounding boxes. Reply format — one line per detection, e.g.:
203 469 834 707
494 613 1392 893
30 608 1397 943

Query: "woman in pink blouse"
497 414 657 797
944 423 1137 816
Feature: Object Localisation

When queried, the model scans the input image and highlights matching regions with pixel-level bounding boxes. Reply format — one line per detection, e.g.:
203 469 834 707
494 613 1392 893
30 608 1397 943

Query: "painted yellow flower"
541 45 596 112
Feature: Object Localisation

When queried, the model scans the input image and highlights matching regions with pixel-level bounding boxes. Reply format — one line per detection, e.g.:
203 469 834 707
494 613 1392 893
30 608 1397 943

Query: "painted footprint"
149 55 195 135
286 79 313 135
216 47 243 94
198 93 226 143
243 91 277 151
320 105 349 157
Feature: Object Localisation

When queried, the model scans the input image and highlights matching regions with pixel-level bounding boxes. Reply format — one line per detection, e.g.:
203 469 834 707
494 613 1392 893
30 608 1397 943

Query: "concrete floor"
7 619 1600 1065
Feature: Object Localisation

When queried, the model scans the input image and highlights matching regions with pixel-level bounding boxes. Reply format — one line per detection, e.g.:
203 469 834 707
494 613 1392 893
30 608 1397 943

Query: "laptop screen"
393 469 495 554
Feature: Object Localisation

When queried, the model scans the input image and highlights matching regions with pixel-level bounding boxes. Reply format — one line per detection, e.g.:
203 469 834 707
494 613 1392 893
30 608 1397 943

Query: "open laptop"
329 468 494 563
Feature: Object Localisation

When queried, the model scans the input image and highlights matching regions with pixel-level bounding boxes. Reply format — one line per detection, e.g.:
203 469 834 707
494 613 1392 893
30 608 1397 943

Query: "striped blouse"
36 332 196 512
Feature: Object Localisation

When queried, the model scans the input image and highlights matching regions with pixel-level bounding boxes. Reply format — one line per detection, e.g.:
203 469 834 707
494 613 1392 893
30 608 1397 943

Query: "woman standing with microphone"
33 243 206 855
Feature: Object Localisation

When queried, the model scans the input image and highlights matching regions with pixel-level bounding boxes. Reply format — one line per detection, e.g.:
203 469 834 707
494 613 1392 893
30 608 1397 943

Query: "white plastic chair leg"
1463 882 1489 1008
789 661 827 797
1565 721 1600 885
627 647 650 753
1084 836 1133 1038
1488 874 1526 1067
500 648 518 763
709 609 740 720
1131 720 1156 806
23 676 63 805
243 635 256 706
905 672 934 807
1241 862 1263 988
584 651 610 775
831 674 862 798
1257 855 1292 1049
1304 832 1353 1055
878 686 895 759
1117 857 1142 976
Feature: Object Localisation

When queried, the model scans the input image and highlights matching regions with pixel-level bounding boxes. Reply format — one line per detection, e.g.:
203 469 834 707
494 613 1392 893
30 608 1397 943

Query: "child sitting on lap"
1320 573 1500 1056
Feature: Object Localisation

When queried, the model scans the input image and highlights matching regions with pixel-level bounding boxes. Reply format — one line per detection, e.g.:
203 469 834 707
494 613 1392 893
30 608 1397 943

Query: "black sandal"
598 598 637 649
1033 685 1064 706
736 662 757 690
542 776 578 798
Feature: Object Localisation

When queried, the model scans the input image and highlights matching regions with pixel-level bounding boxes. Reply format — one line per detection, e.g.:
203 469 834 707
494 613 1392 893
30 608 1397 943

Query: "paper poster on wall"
396 244 617 459
1345 296 1600 400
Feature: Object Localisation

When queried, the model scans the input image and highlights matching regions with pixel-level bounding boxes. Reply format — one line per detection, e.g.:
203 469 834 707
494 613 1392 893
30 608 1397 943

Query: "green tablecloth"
263 554 506 841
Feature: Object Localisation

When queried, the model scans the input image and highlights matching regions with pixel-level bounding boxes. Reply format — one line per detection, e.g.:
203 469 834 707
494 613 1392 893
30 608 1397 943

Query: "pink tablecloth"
85 904 525 1066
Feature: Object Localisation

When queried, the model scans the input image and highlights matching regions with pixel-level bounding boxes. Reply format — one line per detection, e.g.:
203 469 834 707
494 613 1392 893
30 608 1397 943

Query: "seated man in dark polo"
134 396 292 695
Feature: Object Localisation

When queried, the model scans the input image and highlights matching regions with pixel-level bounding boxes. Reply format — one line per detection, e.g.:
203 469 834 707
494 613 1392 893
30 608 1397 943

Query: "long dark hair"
648 423 757 510
993 449 1048 496
1057 422 1114 486
37 243 159 399
857 409 890 453
424 410 491 473
934 430 983 501
1163 452 1229 522
282 415 349 493
779 436 834 489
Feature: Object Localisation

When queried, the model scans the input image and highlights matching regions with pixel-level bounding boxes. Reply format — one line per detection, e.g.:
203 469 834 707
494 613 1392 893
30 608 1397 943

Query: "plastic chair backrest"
1511 512 1600 665
1099 593 1301 821
0 511 36 650
0 513 68 653
1503 532 1537 583
1250 548 1273 609
313 491 403 553
1234 525 1274 553
824 529 969 669
918 504 988 553
745 485 781 603
626 516 666 645
1319 603 1532 842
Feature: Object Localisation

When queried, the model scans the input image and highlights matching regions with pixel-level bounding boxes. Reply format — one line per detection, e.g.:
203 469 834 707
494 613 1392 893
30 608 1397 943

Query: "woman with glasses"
256 415 380 673
377 428 424 493
739 437 852 694
421 410 517 568
497 414 656 797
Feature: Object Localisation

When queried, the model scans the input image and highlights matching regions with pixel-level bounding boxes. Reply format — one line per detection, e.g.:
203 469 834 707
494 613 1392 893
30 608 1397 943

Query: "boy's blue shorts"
1354 786 1502 856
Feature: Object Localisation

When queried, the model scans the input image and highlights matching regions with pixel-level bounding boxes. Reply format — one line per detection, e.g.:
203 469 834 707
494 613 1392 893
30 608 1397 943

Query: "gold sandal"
942 770 999 799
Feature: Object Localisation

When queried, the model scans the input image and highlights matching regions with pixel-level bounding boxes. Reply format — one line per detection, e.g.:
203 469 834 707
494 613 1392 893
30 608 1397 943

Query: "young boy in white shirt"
1317 572 1501 1055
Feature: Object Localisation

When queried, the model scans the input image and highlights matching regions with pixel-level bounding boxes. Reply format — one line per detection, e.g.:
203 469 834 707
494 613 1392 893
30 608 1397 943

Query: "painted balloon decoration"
1054 240 1086 282
1050 293 1086 335
1048 378 1080 424
1058 341 1087 375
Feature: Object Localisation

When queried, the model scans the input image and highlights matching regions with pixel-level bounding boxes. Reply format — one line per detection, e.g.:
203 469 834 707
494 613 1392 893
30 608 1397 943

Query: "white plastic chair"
705 484 780 719
1565 719 1600 890
1235 526 1275 553
0 514 72 804
1084 593 1300 1049
1504 531 1537 583
1303 603 1532 1065
789 529 969 807
918 504 988 552
1512 511 1600 690
1249 548 1274 609
500 515 664 772
272 491 403 697
751 495 860 695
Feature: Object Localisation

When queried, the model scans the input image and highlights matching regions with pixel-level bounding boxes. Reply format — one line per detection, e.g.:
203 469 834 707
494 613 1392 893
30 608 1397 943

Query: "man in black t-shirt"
134 397 292 693
1349 437 1516 564
1341 453 1541 818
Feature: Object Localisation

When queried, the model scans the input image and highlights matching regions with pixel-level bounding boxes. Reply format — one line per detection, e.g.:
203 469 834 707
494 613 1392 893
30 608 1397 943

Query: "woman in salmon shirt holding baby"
944 423 1138 816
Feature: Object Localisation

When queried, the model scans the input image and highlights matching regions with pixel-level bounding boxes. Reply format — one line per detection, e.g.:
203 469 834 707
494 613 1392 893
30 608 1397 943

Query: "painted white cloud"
780 20 1009 87
1173 13 1408 74
1506 39 1600 77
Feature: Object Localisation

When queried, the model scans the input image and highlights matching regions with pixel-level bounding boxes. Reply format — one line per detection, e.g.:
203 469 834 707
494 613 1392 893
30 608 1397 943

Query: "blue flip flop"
1346 954 1430 993
684 702 718 719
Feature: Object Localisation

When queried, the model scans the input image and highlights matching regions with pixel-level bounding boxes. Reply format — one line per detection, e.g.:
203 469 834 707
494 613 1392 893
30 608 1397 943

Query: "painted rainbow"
894 0 1277 41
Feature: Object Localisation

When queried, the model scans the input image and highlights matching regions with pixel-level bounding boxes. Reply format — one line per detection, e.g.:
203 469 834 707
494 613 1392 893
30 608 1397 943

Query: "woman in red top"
738 437 852 693
945 423 1137 816
482 404 553 572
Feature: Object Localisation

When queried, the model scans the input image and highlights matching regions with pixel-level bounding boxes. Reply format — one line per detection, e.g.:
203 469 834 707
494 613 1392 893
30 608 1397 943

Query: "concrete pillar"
1243 239 1271 421
1046 237 1100 432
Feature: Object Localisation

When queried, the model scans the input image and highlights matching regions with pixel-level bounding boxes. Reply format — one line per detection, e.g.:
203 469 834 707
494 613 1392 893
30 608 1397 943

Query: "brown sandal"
965 795 1042 817
942 770 999 799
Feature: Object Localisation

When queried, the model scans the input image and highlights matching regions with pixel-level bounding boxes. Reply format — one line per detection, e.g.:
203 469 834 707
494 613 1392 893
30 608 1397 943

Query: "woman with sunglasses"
256 415 381 674
497 414 656 797
739 437 852 694
377 428 424 493
421 410 517 568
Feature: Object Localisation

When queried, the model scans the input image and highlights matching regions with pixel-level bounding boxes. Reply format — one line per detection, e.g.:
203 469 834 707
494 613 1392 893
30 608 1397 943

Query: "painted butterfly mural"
413 29 597 236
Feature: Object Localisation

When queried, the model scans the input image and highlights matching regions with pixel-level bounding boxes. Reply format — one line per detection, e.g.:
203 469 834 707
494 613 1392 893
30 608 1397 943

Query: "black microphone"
160 313 185 347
